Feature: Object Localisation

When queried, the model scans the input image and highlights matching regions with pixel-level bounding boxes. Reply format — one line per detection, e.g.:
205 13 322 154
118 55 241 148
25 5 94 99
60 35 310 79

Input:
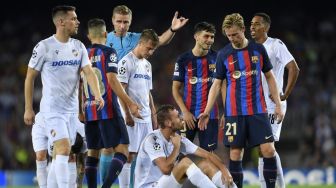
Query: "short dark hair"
88 18 106 37
139 29 160 46
254 12 271 26
52 5 76 20
156 104 176 128
194 21 216 34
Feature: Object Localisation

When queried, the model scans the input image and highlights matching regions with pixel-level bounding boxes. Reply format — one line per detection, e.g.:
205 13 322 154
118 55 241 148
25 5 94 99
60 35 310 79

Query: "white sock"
118 162 131 188
47 161 58 188
211 171 238 188
258 157 266 188
55 155 69 187
68 161 77 188
186 163 217 188
275 152 285 188
36 160 48 188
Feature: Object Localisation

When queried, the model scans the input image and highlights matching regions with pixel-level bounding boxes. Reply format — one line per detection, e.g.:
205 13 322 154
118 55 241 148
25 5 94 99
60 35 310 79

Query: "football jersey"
261 37 294 110
173 50 218 119
135 130 198 188
117 52 152 123
82 44 122 121
215 40 273 116
28 35 90 113
106 31 141 60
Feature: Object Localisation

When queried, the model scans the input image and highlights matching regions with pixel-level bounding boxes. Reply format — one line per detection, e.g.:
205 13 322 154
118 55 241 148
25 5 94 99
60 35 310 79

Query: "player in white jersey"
117 29 159 187
32 111 87 188
250 13 300 188
135 104 236 188
24 5 104 187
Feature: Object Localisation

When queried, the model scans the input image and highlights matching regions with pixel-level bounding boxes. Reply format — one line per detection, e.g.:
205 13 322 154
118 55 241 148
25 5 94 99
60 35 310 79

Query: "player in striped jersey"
172 22 219 152
198 13 284 188
82 18 141 188
250 13 300 188
24 5 104 187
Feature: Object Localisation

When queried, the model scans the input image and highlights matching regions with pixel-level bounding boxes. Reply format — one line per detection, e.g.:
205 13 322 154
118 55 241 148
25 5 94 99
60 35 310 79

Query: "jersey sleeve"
143 135 166 162
117 57 132 84
28 41 47 71
80 42 91 68
106 48 118 74
214 51 227 80
275 39 295 66
260 45 273 73
172 57 185 82
180 136 198 155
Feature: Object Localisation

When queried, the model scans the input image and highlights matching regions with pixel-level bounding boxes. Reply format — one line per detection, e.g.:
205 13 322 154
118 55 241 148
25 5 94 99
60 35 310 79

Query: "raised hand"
171 11 189 31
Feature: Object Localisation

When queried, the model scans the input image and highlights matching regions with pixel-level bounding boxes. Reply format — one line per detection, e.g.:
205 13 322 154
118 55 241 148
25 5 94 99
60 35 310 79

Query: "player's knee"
197 159 217 177
230 147 244 160
114 144 129 159
87 149 99 158
177 157 193 171
35 150 47 161
260 143 276 158
54 139 71 155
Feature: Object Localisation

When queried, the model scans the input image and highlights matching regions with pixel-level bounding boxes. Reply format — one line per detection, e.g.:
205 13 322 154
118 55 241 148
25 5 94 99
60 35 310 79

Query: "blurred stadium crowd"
0 1 336 170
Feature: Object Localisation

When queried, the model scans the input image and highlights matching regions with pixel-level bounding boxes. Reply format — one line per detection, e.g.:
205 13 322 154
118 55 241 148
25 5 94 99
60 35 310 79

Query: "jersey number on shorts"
225 122 237 136
268 114 275 124
81 67 105 98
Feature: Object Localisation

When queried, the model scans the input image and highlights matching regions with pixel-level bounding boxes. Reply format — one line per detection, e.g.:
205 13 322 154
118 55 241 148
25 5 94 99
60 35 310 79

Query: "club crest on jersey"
72 49 79 57
50 129 56 137
122 60 126 65
228 136 234 142
251 56 259 63
209 64 216 72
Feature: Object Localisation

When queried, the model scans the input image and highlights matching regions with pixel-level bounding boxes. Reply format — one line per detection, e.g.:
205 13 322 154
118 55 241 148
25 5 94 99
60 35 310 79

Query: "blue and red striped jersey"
173 50 219 119
215 41 272 116
82 44 122 121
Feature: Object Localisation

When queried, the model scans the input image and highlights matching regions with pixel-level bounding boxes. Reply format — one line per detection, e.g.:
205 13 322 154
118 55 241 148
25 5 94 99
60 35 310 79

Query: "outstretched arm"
198 79 223 130
172 81 196 129
158 11 189 46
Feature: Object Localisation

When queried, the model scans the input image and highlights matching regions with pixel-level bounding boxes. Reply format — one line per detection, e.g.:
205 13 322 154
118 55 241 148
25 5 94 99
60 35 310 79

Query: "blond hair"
222 13 245 35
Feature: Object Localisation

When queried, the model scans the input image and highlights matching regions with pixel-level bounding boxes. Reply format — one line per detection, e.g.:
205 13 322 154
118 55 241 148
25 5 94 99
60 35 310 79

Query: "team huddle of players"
24 4 299 188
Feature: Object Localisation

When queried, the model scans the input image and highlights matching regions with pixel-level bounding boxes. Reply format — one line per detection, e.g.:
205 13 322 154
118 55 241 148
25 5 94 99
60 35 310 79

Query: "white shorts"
42 112 78 145
268 103 287 141
127 121 153 152
31 113 48 152
45 113 85 156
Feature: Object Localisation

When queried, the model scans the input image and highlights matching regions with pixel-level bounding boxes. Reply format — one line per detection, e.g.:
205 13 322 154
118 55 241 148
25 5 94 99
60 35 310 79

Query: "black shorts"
223 113 273 148
85 117 129 149
180 119 219 151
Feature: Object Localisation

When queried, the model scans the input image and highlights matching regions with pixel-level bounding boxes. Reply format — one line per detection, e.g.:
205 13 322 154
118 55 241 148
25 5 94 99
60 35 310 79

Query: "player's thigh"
268 106 287 141
223 116 247 148
198 119 219 151
43 112 71 145
246 113 274 147
85 120 102 150
127 121 151 153
157 174 182 188
32 118 48 152
100 117 129 149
